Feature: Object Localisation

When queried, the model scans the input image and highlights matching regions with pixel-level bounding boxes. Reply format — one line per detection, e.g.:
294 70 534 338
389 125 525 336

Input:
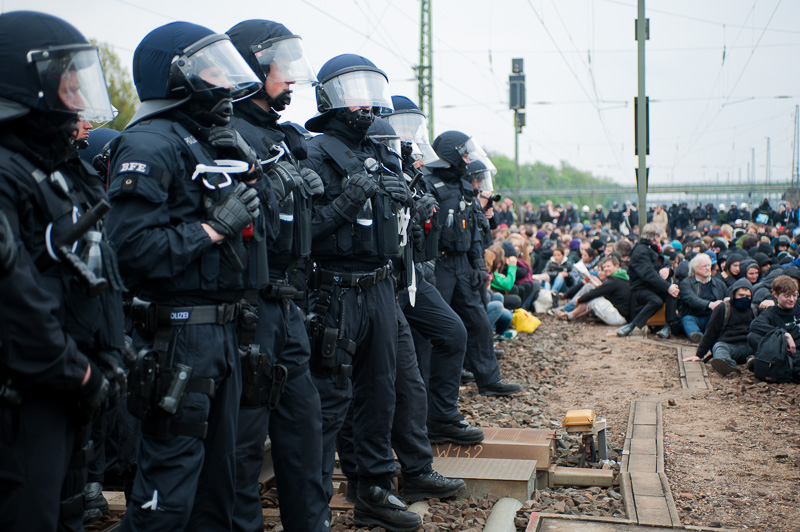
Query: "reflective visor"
456 136 490 164
251 36 316 85
175 35 261 101
28 44 116 123
384 110 442 167
469 170 494 192
317 70 392 112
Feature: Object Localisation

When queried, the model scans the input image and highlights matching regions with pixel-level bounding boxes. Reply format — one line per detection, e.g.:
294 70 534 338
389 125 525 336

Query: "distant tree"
92 40 138 131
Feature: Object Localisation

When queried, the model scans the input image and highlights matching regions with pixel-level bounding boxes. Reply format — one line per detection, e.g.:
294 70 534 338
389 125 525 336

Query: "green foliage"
92 40 138 131
490 153 623 208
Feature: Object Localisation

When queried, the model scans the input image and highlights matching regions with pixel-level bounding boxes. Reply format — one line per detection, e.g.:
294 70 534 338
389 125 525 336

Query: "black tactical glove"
470 260 487 289
207 126 259 171
299 168 325 198
95 350 127 409
381 173 412 207
413 193 438 221
331 170 376 222
77 360 109 422
411 223 425 253
0 210 17 276
206 182 260 237
266 161 303 201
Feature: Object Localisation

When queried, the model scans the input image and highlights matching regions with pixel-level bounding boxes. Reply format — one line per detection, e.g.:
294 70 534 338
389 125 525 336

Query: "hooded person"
722 252 745 287
740 258 761 285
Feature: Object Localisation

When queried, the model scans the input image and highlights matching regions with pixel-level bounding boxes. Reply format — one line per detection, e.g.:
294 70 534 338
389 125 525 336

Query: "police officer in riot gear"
105 22 263 532
304 54 422 531
0 11 124 531
335 117 466 505
226 19 329 532
426 131 522 397
382 96 485 444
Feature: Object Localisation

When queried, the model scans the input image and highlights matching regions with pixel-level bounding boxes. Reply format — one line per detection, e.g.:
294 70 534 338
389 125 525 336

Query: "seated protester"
721 252 744 288
550 266 606 318
679 253 727 342
705 249 719 277
561 256 631 325
747 275 800 355
752 267 784 310
688 279 756 375
546 247 574 296
505 238 538 309
487 292 515 338
754 252 773 277
615 238 633 269
486 245 521 310
617 223 679 338
567 238 582 263
740 258 760 285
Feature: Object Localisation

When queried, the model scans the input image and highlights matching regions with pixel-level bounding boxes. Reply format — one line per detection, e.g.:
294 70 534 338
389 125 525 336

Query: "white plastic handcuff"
191 159 250 190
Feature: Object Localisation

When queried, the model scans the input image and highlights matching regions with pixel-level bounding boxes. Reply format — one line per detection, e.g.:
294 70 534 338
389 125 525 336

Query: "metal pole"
514 110 520 212
636 0 648 230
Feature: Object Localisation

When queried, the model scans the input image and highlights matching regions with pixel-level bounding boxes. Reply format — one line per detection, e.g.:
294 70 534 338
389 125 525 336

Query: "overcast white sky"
7 0 800 189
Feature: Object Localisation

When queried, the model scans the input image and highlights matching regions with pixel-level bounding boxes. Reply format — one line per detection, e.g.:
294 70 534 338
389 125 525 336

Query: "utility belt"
239 345 310 408
310 262 393 292
126 297 242 440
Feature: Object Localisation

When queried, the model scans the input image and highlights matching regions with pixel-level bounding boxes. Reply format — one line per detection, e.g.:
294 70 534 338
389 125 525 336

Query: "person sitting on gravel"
546 247 574 297
747 275 800 354
678 253 727 343
556 256 631 325
721 252 744 288
616 223 679 338
740 258 761 285
687 278 756 375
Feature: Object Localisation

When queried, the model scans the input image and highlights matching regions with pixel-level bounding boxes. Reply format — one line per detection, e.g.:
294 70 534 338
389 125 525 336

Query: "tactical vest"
0 145 124 351
229 117 312 266
311 135 402 261
424 175 472 255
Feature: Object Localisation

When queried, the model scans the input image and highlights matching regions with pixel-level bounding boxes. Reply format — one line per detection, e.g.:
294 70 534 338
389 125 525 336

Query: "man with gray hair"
679 252 727 342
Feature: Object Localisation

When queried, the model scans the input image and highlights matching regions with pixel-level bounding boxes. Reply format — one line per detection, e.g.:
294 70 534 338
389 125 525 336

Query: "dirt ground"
259 316 800 531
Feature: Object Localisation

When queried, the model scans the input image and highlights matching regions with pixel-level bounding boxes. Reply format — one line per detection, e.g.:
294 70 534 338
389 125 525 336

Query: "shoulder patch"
117 161 151 175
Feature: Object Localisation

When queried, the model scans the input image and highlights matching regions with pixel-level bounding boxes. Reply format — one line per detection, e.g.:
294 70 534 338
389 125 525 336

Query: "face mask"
732 297 751 309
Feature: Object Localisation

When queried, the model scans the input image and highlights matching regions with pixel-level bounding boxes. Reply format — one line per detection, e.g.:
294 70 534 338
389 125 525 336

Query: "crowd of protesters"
483 196 800 381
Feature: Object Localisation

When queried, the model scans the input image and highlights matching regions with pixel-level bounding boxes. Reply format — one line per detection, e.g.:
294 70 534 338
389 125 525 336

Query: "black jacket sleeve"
696 303 725 360
630 246 671 294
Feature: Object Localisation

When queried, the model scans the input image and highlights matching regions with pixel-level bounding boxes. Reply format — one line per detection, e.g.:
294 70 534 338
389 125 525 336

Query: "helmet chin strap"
186 88 234 127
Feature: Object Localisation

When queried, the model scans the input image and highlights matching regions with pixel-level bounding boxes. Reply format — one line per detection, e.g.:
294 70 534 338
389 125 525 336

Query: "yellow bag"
512 308 541 333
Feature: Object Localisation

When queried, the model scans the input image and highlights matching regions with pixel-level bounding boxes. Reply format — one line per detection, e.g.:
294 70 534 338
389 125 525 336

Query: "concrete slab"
433 457 537 501
631 424 656 439
633 402 657 425
626 453 657 473
629 473 665 497
629 438 656 456
534 515 692 531
634 495 673 526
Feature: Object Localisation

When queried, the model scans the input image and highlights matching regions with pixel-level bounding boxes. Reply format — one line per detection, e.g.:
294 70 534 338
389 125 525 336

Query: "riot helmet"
466 159 496 192
306 54 392 133
433 130 496 177
130 22 261 127
0 11 115 127
227 20 316 112
367 117 401 157
381 95 444 168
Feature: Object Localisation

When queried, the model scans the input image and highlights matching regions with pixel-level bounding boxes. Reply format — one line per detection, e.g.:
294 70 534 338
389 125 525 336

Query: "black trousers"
401 269 466 422
232 298 328 532
630 288 677 328
433 254 501 387
309 274 397 498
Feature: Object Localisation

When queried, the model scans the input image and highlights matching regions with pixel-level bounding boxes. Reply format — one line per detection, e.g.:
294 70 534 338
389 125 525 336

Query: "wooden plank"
431 428 555 470
103 491 126 512
432 457 537 501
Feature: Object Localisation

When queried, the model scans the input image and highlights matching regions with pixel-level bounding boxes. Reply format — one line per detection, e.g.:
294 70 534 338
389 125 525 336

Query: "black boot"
345 478 358 503
478 379 522 397
402 469 466 502
616 323 635 337
427 418 485 444
83 482 108 523
460 368 475 383
655 324 671 339
354 486 422 531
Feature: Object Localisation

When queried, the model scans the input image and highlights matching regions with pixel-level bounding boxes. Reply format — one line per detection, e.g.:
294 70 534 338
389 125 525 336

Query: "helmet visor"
251 36 316 85
29 44 116 123
317 70 392 113
470 170 494 192
384 110 443 167
177 35 261 101
371 135 401 157
456 136 492 164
